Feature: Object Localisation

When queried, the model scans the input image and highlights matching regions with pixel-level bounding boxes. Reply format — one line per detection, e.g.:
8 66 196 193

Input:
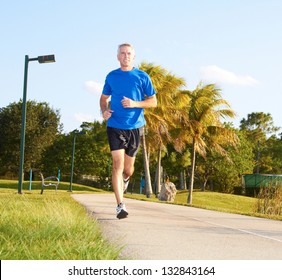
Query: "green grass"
175 190 256 214
0 180 120 260
125 190 282 220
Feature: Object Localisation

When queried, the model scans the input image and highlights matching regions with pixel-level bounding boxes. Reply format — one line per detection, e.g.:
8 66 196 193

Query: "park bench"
40 173 59 194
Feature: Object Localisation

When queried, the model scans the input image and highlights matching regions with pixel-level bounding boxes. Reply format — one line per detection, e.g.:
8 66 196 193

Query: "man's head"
117 43 135 70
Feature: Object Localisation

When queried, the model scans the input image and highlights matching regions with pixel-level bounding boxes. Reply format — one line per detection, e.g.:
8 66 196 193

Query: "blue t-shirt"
102 68 156 129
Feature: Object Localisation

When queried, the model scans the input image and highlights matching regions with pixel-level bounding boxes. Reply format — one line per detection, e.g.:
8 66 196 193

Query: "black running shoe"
116 202 128 219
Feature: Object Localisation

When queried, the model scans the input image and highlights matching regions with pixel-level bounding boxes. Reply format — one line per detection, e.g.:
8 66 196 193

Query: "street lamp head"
71 130 87 135
38 55 55 64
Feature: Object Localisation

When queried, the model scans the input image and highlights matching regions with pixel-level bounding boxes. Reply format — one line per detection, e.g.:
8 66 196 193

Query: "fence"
242 174 282 196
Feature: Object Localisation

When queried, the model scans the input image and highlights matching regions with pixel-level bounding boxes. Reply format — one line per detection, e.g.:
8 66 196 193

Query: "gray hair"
117 43 135 54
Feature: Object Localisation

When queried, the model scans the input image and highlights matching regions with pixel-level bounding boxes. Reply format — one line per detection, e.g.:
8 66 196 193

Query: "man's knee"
123 155 136 177
112 159 124 172
111 150 124 168
124 166 134 178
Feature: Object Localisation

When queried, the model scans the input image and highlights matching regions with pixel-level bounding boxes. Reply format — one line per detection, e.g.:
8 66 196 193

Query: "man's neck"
120 66 134 71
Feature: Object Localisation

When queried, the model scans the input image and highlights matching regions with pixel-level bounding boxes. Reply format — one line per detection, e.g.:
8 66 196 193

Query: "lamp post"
69 131 86 192
18 54 55 194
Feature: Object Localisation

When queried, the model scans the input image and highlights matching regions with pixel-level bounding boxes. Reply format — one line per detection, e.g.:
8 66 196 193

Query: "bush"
255 185 282 216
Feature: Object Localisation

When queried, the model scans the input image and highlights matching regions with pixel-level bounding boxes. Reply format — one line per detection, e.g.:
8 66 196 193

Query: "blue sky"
1 0 282 133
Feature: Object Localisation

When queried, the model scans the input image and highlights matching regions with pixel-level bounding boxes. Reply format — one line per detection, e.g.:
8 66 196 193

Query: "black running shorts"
107 126 142 157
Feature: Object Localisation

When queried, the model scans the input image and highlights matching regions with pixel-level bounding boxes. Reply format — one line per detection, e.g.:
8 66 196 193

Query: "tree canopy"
0 100 62 178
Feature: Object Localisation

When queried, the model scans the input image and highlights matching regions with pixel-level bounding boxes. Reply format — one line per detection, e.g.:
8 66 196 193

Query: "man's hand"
102 109 113 120
122 96 136 108
122 95 157 109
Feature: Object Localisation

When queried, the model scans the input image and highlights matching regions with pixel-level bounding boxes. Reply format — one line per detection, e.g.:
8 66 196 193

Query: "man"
100 43 157 219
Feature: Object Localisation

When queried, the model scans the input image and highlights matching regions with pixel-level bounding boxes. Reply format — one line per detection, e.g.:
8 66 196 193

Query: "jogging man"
100 43 157 219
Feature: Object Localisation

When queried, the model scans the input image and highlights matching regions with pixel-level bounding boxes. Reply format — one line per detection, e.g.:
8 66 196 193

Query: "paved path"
72 193 282 260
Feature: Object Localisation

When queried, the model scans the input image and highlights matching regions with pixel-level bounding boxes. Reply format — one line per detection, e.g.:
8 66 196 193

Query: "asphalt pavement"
72 193 282 260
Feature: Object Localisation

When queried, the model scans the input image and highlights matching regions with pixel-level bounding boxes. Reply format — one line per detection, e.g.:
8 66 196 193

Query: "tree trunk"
141 129 153 198
179 170 187 190
188 139 196 204
155 147 162 195
183 169 187 190
201 176 208 191
179 172 184 190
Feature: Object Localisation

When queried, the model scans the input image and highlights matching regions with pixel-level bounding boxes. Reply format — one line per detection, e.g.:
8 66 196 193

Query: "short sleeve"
102 76 112 96
143 74 156 97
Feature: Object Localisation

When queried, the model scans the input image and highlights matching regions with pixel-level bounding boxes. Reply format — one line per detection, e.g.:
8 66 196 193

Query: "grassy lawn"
0 180 120 260
1 179 281 260
175 190 256 214
125 189 282 220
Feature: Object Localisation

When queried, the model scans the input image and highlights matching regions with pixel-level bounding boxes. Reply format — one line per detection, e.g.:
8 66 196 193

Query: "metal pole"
29 168 32 191
69 134 76 192
18 55 29 194
57 168 61 182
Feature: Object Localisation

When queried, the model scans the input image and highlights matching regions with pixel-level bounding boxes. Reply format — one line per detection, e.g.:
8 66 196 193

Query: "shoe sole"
117 209 128 219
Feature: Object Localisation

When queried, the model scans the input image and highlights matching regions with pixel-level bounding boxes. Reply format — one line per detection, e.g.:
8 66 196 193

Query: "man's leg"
122 154 136 193
111 149 129 219
123 154 136 180
111 152 135 198
111 149 125 205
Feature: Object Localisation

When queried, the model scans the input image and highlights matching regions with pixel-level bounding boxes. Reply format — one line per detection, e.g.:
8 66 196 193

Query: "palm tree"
178 82 239 204
140 62 187 195
140 126 153 197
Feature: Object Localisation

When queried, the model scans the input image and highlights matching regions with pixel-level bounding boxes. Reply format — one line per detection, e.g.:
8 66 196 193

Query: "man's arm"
121 95 157 109
100 94 113 120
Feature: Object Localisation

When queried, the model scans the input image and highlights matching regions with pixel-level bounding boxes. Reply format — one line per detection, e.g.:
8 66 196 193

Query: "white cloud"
200 65 259 86
84 81 103 94
74 113 95 123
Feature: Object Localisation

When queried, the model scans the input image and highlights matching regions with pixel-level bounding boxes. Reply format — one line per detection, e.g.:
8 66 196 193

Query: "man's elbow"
152 99 157 108
151 96 157 108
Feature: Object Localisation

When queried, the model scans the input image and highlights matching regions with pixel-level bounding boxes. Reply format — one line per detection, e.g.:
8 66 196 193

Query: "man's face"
117 46 135 68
